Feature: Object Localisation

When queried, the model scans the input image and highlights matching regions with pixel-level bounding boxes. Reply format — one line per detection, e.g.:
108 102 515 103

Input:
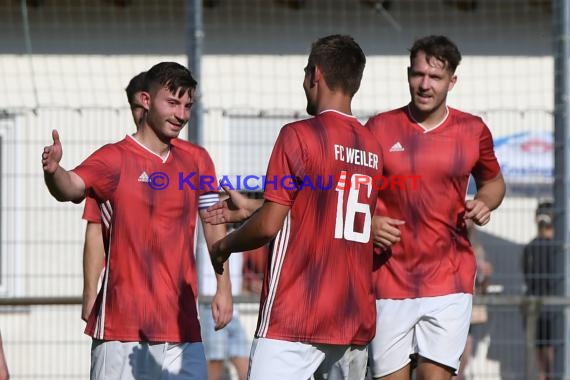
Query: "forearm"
220 209 278 254
83 226 105 295
44 166 85 202
0 331 8 380
215 261 231 292
202 222 232 291
475 175 506 211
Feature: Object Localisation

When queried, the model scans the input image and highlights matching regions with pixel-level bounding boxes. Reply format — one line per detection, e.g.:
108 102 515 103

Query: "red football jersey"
367 106 501 299
258 110 383 345
73 136 219 342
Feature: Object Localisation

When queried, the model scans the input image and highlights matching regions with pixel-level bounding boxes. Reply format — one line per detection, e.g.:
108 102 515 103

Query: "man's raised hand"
42 129 63 174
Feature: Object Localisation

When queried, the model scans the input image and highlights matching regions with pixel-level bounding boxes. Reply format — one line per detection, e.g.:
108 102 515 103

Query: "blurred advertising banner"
494 131 553 197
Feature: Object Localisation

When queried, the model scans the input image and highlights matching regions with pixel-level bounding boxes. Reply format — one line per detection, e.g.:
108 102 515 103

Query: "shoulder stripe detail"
258 212 291 337
100 201 112 229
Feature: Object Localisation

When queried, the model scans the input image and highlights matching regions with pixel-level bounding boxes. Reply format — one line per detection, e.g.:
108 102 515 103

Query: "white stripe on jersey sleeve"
100 201 112 229
258 212 291 337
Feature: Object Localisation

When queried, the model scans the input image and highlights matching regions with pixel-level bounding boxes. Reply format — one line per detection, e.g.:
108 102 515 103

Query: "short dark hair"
409 35 462 73
125 71 147 106
145 62 197 98
308 34 366 97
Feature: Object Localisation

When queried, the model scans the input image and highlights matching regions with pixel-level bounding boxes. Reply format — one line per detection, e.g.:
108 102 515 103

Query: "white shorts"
90 339 207 380
248 338 368 380
368 293 472 378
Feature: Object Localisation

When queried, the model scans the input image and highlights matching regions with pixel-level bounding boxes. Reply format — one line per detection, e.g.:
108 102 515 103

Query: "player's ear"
313 65 322 85
139 91 151 111
133 92 145 108
448 74 458 92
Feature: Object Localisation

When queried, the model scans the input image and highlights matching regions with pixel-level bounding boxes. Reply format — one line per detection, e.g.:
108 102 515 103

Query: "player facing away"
42 62 233 380
81 71 148 323
366 35 506 380
206 34 383 380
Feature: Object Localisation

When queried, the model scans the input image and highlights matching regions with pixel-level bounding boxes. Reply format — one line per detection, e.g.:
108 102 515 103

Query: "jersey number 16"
334 171 372 243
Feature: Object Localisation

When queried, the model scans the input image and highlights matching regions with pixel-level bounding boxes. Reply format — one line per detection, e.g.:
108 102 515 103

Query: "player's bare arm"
82 222 105 322
42 129 86 202
372 216 405 249
203 186 264 224
0 330 8 380
465 173 506 226
210 201 289 274
200 213 234 330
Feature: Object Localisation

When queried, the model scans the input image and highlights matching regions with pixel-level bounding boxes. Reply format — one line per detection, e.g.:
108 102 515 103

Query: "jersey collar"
127 134 171 163
318 109 358 119
407 104 450 133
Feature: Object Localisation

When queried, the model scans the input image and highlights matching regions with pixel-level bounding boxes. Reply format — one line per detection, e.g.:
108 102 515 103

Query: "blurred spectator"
242 244 268 295
457 221 493 380
522 199 556 380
